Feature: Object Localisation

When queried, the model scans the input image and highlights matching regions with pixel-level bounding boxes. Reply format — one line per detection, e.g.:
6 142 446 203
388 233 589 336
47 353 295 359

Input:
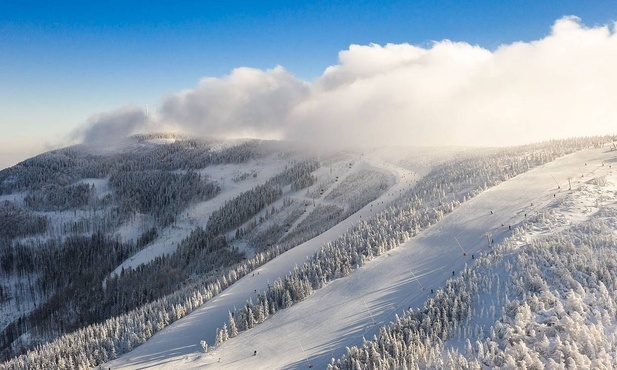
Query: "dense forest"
0 201 48 240
0 136 323 361
330 197 617 369
0 136 282 195
0 136 610 369
213 137 609 348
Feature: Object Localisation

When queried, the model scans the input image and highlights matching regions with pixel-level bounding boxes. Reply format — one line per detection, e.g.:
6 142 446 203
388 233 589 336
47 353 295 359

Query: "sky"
1 1 617 169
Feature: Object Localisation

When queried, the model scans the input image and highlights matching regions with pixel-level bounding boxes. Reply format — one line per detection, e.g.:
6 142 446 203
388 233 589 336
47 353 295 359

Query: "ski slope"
106 146 615 369
109 158 293 275
109 152 416 277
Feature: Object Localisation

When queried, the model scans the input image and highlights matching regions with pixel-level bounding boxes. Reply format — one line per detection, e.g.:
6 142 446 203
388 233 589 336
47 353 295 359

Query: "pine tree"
222 323 229 342
229 312 238 337
246 305 255 329
283 290 293 308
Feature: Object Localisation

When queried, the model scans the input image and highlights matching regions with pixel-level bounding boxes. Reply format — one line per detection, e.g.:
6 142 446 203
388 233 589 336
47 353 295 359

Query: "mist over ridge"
73 16 616 150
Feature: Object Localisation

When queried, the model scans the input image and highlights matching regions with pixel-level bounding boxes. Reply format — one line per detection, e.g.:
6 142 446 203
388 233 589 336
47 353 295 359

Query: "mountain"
0 135 614 369
0 134 401 360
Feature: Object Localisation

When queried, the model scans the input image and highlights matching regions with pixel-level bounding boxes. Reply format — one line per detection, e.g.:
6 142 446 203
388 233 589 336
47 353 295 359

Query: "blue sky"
1 1 616 168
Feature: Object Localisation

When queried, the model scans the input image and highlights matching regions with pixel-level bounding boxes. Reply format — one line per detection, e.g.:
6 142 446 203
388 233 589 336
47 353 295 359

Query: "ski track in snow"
105 147 616 370
109 158 293 277
109 152 410 278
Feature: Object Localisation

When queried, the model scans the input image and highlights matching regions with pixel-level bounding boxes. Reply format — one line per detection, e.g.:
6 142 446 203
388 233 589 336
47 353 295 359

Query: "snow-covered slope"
104 153 417 369
2 136 437 362
105 146 615 369
110 157 293 275
109 153 407 276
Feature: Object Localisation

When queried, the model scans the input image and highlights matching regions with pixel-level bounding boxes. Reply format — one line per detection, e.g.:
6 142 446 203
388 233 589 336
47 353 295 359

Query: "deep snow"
105 146 615 369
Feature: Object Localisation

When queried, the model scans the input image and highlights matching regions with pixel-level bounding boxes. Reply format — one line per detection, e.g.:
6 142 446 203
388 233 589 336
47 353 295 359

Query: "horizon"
1 1 617 169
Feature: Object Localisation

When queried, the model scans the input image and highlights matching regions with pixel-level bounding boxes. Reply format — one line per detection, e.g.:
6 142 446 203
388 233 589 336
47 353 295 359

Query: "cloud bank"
76 16 617 149
159 66 310 140
72 106 149 146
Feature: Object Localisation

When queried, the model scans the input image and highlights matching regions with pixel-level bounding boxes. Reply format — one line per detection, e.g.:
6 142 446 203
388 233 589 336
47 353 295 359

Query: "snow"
144 138 180 145
104 152 416 369
106 146 615 370
441 157 617 358
0 192 26 204
75 178 111 198
0 275 40 333
110 152 410 276
207 138 251 153
109 158 293 275
115 212 152 243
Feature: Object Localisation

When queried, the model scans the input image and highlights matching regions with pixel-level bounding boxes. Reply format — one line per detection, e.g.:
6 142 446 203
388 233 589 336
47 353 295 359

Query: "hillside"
0 136 612 369
104 144 616 369
0 135 423 362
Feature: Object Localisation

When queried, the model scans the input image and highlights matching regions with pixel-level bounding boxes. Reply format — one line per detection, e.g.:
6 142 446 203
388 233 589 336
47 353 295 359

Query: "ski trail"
106 147 615 370
105 153 418 370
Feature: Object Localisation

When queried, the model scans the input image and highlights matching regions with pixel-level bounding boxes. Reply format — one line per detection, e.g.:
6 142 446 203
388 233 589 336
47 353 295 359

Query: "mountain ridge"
0 140 612 370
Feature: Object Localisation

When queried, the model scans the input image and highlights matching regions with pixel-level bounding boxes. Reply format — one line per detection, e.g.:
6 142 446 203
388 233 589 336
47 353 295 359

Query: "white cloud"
71 106 150 146
158 66 309 140
78 16 617 149
288 16 617 148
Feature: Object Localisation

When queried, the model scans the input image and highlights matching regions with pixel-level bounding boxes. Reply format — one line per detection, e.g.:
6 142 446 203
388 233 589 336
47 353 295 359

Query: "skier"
254 350 258 356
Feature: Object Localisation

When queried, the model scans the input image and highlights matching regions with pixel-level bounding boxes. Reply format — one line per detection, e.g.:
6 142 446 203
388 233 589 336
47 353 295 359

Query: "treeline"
206 184 282 236
23 183 94 211
207 159 320 236
277 169 389 250
0 226 243 361
0 136 608 369
265 158 319 190
0 239 294 369
0 154 320 361
331 200 617 368
109 170 219 226
0 136 278 195
0 232 136 359
213 136 609 348
216 198 455 345
0 201 48 240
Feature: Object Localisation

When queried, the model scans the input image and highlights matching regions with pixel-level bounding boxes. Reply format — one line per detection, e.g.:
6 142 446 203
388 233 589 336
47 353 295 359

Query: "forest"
0 135 611 369
0 136 323 361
